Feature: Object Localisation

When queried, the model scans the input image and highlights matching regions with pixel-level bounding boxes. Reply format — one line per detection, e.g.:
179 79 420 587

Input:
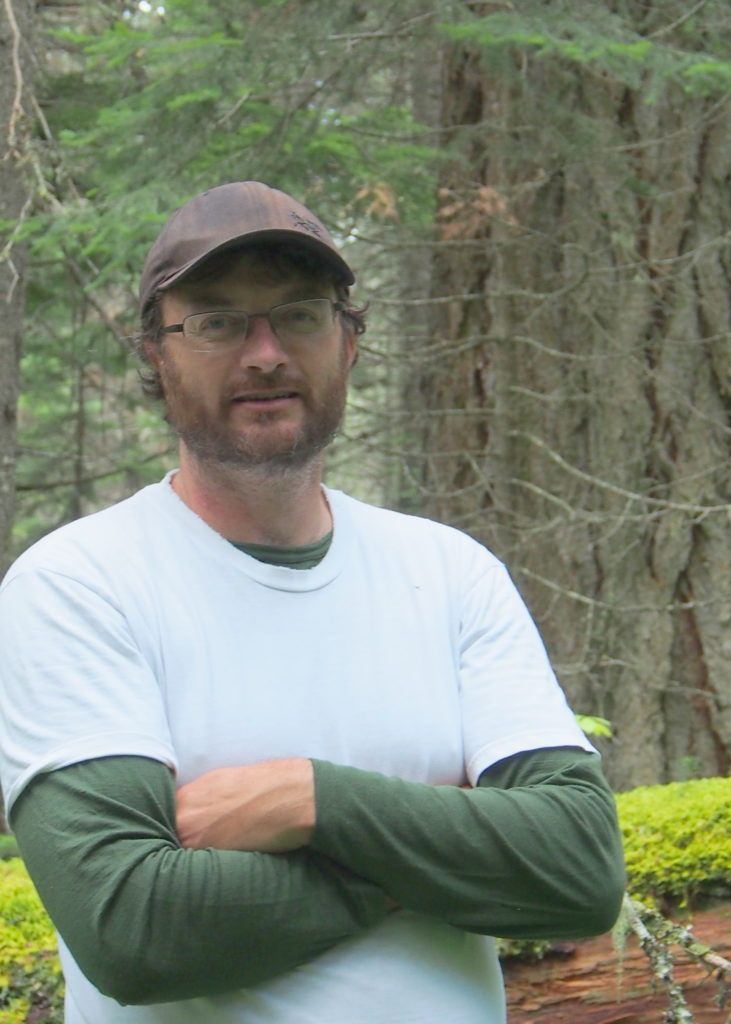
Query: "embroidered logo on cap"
289 211 325 239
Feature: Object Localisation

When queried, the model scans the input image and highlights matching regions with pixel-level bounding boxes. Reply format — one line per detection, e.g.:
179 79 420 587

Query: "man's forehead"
163 268 335 312
171 247 332 291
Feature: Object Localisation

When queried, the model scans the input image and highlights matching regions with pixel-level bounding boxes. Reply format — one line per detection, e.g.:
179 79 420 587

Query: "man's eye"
286 307 316 323
201 313 238 332
277 305 322 331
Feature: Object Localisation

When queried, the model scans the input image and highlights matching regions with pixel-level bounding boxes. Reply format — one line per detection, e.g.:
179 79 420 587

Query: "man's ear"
343 327 358 369
143 339 161 369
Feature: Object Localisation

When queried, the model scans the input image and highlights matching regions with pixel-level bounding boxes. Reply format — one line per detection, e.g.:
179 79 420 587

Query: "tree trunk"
408 10 731 789
0 0 33 579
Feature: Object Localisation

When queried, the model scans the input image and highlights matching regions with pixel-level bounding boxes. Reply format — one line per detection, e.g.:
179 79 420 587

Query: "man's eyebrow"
177 284 332 310
180 290 233 308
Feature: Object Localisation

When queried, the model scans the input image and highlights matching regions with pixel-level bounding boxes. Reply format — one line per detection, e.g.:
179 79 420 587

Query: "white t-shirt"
0 474 593 1023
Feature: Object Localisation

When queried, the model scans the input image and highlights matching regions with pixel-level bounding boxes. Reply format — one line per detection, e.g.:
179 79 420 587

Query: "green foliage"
0 860 63 1023
41 0 440 238
575 715 613 739
0 836 19 861
496 935 554 962
440 1 731 99
616 777 731 908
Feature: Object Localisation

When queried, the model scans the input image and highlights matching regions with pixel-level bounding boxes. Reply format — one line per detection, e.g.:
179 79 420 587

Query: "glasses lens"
180 300 335 350
270 299 334 338
184 311 248 348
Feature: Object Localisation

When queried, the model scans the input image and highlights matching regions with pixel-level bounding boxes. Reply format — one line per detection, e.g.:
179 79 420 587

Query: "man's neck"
172 448 332 547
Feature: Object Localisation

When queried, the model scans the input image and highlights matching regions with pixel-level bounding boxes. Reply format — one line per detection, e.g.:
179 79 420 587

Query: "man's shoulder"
3 478 166 590
331 490 503 568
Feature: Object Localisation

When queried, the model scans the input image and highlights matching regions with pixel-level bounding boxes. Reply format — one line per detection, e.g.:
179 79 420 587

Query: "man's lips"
231 390 300 405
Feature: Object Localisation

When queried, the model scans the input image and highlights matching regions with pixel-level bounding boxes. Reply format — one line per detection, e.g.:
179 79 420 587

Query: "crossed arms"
12 746 625 1005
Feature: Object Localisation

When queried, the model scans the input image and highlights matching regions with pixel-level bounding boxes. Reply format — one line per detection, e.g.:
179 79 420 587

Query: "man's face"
151 251 356 474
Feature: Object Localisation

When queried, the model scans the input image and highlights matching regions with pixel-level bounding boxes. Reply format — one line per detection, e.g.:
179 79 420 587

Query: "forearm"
12 756 388 1006
310 748 625 939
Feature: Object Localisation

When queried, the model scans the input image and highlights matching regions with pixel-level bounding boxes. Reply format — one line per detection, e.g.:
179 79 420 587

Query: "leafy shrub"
0 858 63 1023
616 776 731 908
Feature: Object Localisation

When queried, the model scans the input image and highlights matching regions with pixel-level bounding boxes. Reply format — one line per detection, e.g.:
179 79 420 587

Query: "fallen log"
503 902 730 1023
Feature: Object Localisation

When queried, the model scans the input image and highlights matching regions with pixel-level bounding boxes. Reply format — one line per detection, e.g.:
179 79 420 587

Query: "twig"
620 895 730 1022
648 0 709 39
632 900 731 976
2 0 26 153
0 193 32 301
513 431 731 516
327 10 435 42
64 256 131 347
623 898 693 1023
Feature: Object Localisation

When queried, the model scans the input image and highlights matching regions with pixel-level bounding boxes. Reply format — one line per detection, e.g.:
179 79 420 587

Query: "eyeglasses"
162 298 344 352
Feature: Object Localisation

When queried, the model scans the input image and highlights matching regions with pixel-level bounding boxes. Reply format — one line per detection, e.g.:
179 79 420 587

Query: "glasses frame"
161 298 346 349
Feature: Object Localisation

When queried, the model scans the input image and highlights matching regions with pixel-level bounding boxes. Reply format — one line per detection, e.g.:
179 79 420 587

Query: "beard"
158 347 351 475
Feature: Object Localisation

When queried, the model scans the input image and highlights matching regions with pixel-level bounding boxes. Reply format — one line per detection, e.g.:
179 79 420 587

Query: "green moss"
616 777 731 908
0 858 63 1023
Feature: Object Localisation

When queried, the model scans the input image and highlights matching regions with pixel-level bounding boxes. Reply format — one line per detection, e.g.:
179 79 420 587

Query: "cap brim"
155 228 355 295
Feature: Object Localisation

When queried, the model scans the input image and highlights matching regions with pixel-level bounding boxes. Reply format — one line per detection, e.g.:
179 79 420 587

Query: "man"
0 181 624 1023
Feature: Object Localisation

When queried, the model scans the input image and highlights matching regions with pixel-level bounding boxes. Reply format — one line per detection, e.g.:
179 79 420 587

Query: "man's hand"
176 758 316 853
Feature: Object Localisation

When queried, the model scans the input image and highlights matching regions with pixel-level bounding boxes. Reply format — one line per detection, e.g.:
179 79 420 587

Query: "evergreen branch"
15 446 173 492
648 1 710 40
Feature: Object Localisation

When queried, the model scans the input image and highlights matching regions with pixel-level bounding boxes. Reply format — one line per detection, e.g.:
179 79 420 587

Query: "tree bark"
408 9 731 788
0 0 33 579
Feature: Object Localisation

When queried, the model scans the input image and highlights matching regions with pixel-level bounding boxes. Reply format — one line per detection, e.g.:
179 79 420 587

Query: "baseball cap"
139 181 355 311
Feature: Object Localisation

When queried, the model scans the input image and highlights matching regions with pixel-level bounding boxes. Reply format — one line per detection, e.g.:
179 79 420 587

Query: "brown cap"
139 181 355 311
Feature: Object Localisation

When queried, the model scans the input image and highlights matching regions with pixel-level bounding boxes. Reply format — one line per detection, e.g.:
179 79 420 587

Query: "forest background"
1 0 730 792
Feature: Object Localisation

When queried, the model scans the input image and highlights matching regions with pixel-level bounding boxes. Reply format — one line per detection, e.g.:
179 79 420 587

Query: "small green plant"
575 714 613 739
0 835 20 861
0 858 63 1023
677 756 701 781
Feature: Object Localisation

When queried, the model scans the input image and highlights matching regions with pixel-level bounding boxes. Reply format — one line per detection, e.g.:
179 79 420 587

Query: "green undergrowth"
0 859 63 1023
0 835 20 861
616 776 731 909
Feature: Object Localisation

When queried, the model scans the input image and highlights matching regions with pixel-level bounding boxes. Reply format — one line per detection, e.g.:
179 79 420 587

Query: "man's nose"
239 314 289 372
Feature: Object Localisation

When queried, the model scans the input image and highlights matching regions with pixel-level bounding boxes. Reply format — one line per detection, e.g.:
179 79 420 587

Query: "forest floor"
503 902 730 1023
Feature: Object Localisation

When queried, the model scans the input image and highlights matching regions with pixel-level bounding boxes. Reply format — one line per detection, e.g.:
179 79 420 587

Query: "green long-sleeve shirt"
11 746 624 1006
